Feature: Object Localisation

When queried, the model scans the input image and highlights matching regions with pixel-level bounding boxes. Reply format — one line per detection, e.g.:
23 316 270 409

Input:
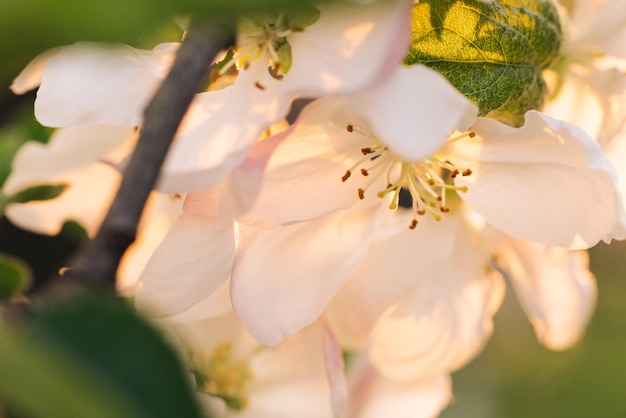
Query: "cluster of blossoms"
5 0 626 416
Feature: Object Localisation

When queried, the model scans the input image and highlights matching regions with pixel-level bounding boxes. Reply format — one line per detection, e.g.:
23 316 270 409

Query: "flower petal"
284 0 412 95
157 57 292 192
369 222 505 381
451 111 626 249
242 97 381 227
324 211 462 350
10 46 64 94
498 236 596 350
34 42 176 127
3 125 135 236
242 322 335 418
134 189 236 318
347 359 451 418
231 205 377 347
345 65 477 161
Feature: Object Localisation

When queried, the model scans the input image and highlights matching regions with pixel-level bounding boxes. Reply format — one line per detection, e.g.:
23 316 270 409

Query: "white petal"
498 236 596 350
158 58 292 192
117 192 183 293
284 0 412 95
370 221 505 381
10 46 64 94
4 125 135 236
345 65 477 161
347 359 451 418
135 189 236 318
322 323 347 417
243 97 381 227
324 211 461 350
34 42 177 127
451 111 626 249
241 322 334 418
231 206 377 347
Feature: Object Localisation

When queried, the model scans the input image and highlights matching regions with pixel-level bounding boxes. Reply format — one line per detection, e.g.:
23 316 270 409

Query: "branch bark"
63 21 234 287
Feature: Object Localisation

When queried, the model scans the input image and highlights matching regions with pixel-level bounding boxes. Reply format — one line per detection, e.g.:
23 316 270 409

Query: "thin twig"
63 21 234 287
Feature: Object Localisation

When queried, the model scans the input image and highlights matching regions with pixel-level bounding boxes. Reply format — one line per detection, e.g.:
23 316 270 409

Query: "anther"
360 168 369 176
450 169 460 178
440 206 450 213
469 131 476 138
358 188 365 200
361 147 373 155
409 219 418 229
254 81 266 90
417 209 426 215
342 170 352 182
462 169 472 176
346 124 354 133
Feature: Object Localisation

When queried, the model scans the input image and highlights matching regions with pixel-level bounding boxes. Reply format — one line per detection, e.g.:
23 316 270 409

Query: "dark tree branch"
63 20 234 287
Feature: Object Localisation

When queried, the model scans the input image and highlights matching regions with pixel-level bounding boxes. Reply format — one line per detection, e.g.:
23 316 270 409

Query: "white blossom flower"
12 0 412 193
229 64 625 347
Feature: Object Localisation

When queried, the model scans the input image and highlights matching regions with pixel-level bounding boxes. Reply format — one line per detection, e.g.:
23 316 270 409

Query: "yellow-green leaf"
405 0 561 126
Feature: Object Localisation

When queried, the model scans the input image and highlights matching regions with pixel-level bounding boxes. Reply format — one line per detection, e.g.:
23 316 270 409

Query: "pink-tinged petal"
157 57 292 192
165 280 233 323
324 211 462 350
284 0 412 96
34 42 177 127
345 65 477 161
242 97 381 227
3 125 135 236
498 236 596 350
10 47 64 94
232 205 378 347
347 359 451 418
322 323 347 418
241 322 334 418
5 164 119 237
568 0 626 60
370 222 505 381
212 130 286 220
135 189 236 318
450 111 626 249
117 192 183 294
544 69 626 147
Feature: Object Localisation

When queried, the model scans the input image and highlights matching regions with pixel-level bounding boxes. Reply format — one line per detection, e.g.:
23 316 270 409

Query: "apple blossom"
11 0 413 193
230 64 626 347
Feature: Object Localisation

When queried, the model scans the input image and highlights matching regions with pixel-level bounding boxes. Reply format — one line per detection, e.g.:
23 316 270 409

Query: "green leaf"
6 183 69 204
0 254 32 301
25 295 204 418
405 0 562 126
0 330 145 418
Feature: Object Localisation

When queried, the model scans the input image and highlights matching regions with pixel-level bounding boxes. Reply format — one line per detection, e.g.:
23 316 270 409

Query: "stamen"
341 124 475 227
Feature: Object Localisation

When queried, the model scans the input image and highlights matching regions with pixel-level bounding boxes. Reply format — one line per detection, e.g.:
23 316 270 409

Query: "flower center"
189 343 254 411
341 124 475 229
217 7 319 82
